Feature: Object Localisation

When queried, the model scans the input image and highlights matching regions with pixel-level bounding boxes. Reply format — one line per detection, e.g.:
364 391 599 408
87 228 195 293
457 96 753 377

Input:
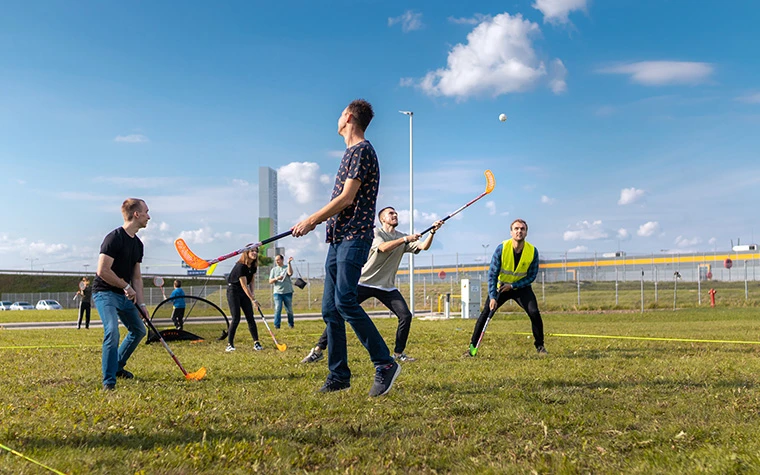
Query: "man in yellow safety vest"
468 218 547 356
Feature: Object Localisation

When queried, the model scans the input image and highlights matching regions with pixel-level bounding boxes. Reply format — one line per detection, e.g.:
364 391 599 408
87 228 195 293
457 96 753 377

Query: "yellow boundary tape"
510 331 760 345
0 443 68 475
0 344 100 350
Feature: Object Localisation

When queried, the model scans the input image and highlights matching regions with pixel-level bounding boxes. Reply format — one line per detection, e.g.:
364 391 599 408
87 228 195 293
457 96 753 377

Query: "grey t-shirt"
359 227 422 290
269 265 294 294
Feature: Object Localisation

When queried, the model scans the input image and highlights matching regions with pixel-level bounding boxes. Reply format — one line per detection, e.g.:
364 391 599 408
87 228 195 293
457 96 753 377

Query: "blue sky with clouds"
1 0 759 274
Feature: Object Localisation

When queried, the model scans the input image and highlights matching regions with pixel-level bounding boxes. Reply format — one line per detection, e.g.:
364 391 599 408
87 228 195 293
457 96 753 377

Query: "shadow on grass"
540 378 756 391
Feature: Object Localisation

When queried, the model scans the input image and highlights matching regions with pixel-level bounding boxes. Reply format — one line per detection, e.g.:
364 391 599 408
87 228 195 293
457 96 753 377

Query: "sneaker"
319 379 350 393
301 348 324 363
115 369 134 379
537 345 548 355
394 353 417 362
225 344 236 352
369 361 401 397
254 341 263 351
103 383 115 391
468 344 478 357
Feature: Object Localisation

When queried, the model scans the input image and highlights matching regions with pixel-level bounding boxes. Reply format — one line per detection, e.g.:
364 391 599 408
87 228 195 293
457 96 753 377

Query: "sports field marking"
510 331 760 345
0 344 100 350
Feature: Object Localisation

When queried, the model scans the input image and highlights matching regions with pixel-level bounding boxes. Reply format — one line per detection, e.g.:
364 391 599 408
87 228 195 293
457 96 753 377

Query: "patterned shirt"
325 140 380 243
487 242 540 300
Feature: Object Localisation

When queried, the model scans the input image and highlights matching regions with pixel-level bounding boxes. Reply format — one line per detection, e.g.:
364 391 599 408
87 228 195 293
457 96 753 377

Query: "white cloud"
736 92 760 104
541 195 556 205
277 162 330 204
114 134 149 143
388 10 423 33
414 13 554 100
708 237 717 245
448 14 490 25
177 227 216 245
618 187 645 205
326 150 345 158
0 233 69 256
396 209 442 228
637 221 660 237
549 58 567 94
598 61 714 86
158 222 170 232
568 245 588 253
485 201 496 215
675 235 701 248
617 228 630 240
533 0 587 24
232 179 249 187
563 220 608 241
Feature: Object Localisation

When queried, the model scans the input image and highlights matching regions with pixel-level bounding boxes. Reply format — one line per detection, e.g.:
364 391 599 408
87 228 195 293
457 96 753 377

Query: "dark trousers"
77 302 91 329
316 286 413 355
469 285 544 349
322 240 393 383
226 286 259 346
171 307 185 329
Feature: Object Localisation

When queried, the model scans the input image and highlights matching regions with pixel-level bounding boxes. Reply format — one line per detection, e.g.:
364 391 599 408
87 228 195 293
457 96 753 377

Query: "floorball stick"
470 308 497 357
419 169 495 236
175 229 293 270
256 307 287 352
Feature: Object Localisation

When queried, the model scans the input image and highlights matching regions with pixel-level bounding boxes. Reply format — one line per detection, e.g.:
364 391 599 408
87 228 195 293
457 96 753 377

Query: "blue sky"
1 0 759 275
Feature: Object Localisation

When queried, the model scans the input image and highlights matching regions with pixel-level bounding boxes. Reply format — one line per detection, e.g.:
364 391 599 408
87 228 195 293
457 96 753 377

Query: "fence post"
640 268 644 313
673 272 678 311
745 260 749 301
615 268 619 306
541 271 545 303
697 265 701 305
654 267 658 303
576 269 581 306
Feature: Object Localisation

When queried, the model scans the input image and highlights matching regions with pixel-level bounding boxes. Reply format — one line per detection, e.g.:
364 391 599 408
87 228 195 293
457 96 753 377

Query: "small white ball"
499 113 507 122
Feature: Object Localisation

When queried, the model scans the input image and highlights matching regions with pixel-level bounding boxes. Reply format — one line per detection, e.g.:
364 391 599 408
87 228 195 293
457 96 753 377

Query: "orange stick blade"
175 238 210 270
185 367 207 381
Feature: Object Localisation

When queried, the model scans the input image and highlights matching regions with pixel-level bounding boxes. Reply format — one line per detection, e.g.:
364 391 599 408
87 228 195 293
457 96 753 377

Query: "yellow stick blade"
175 238 210 270
484 170 496 194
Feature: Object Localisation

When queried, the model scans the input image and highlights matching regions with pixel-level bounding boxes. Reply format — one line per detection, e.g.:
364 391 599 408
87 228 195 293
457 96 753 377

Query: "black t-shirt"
82 285 92 304
227 261 256 290
92 227 144 294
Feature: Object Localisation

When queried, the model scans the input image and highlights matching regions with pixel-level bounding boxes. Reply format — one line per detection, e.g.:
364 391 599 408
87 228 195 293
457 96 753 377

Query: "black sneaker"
103 383 115 391
254 341 263 351
301 348 324 363
116 369 134 379
319 379 350 393
537 345 548 356
369 361 401 397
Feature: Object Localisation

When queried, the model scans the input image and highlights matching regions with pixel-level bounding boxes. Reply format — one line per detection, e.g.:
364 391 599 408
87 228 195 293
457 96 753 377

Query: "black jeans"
226 286 259 346
77 302 91 329
315 285 413 355
469 285 544 349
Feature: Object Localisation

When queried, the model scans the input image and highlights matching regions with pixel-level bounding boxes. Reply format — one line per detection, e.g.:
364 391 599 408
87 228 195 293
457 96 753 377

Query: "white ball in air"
499 113 507 122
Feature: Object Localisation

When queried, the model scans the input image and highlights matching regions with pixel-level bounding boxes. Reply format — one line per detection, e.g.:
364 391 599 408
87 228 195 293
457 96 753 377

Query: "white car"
10 301 35 310
0 301 13 311
36 300 63 310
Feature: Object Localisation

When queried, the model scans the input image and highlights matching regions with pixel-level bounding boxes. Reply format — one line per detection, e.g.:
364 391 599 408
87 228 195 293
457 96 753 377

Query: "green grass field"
2 307 760 474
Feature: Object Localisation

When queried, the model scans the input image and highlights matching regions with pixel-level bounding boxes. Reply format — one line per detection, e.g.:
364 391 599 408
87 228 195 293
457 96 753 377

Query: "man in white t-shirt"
301 206 443 363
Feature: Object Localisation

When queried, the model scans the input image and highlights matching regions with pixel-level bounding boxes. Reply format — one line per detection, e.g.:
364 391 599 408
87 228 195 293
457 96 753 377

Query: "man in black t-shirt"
92 198 150 391
76 277 92 329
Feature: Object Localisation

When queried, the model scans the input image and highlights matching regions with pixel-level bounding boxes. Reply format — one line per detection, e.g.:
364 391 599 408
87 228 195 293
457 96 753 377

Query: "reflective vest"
498 240 535 284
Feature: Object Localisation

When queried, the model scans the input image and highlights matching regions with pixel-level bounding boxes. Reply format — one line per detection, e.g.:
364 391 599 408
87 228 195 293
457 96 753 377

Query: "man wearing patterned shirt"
468 219 547 356
292 99 400 397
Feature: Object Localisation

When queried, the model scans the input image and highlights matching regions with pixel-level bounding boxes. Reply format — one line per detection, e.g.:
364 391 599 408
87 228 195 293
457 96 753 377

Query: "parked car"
10 301 35 310
36 299 63 310
0 301 13 311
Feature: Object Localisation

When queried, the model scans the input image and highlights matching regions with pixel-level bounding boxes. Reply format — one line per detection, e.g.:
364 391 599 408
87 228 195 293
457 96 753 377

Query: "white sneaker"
225 344 236 352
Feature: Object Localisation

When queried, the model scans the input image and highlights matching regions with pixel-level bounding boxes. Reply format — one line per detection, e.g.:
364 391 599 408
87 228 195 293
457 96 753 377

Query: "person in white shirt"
301 206 443 364
268 254 295 329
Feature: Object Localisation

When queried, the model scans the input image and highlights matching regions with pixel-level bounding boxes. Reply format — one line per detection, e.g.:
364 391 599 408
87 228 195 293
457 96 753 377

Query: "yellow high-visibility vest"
498 239 535 284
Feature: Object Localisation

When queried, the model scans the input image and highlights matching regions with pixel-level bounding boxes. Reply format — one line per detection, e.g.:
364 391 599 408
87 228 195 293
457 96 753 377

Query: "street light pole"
83 264 90 275
400 110 415 316
481 244 490 280
298 259 311 310
26 257 39 271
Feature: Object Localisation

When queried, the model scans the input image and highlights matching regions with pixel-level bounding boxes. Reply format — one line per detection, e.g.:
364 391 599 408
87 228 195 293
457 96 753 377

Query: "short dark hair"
511 219 528 231
275 254 284 260
174 280 182 288
378 206 395 219
347 99 374 132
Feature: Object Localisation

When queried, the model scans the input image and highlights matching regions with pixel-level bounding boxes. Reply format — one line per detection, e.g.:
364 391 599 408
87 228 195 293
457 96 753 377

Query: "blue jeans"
273 292 294 328
94 291 147 386
322 239 393 382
